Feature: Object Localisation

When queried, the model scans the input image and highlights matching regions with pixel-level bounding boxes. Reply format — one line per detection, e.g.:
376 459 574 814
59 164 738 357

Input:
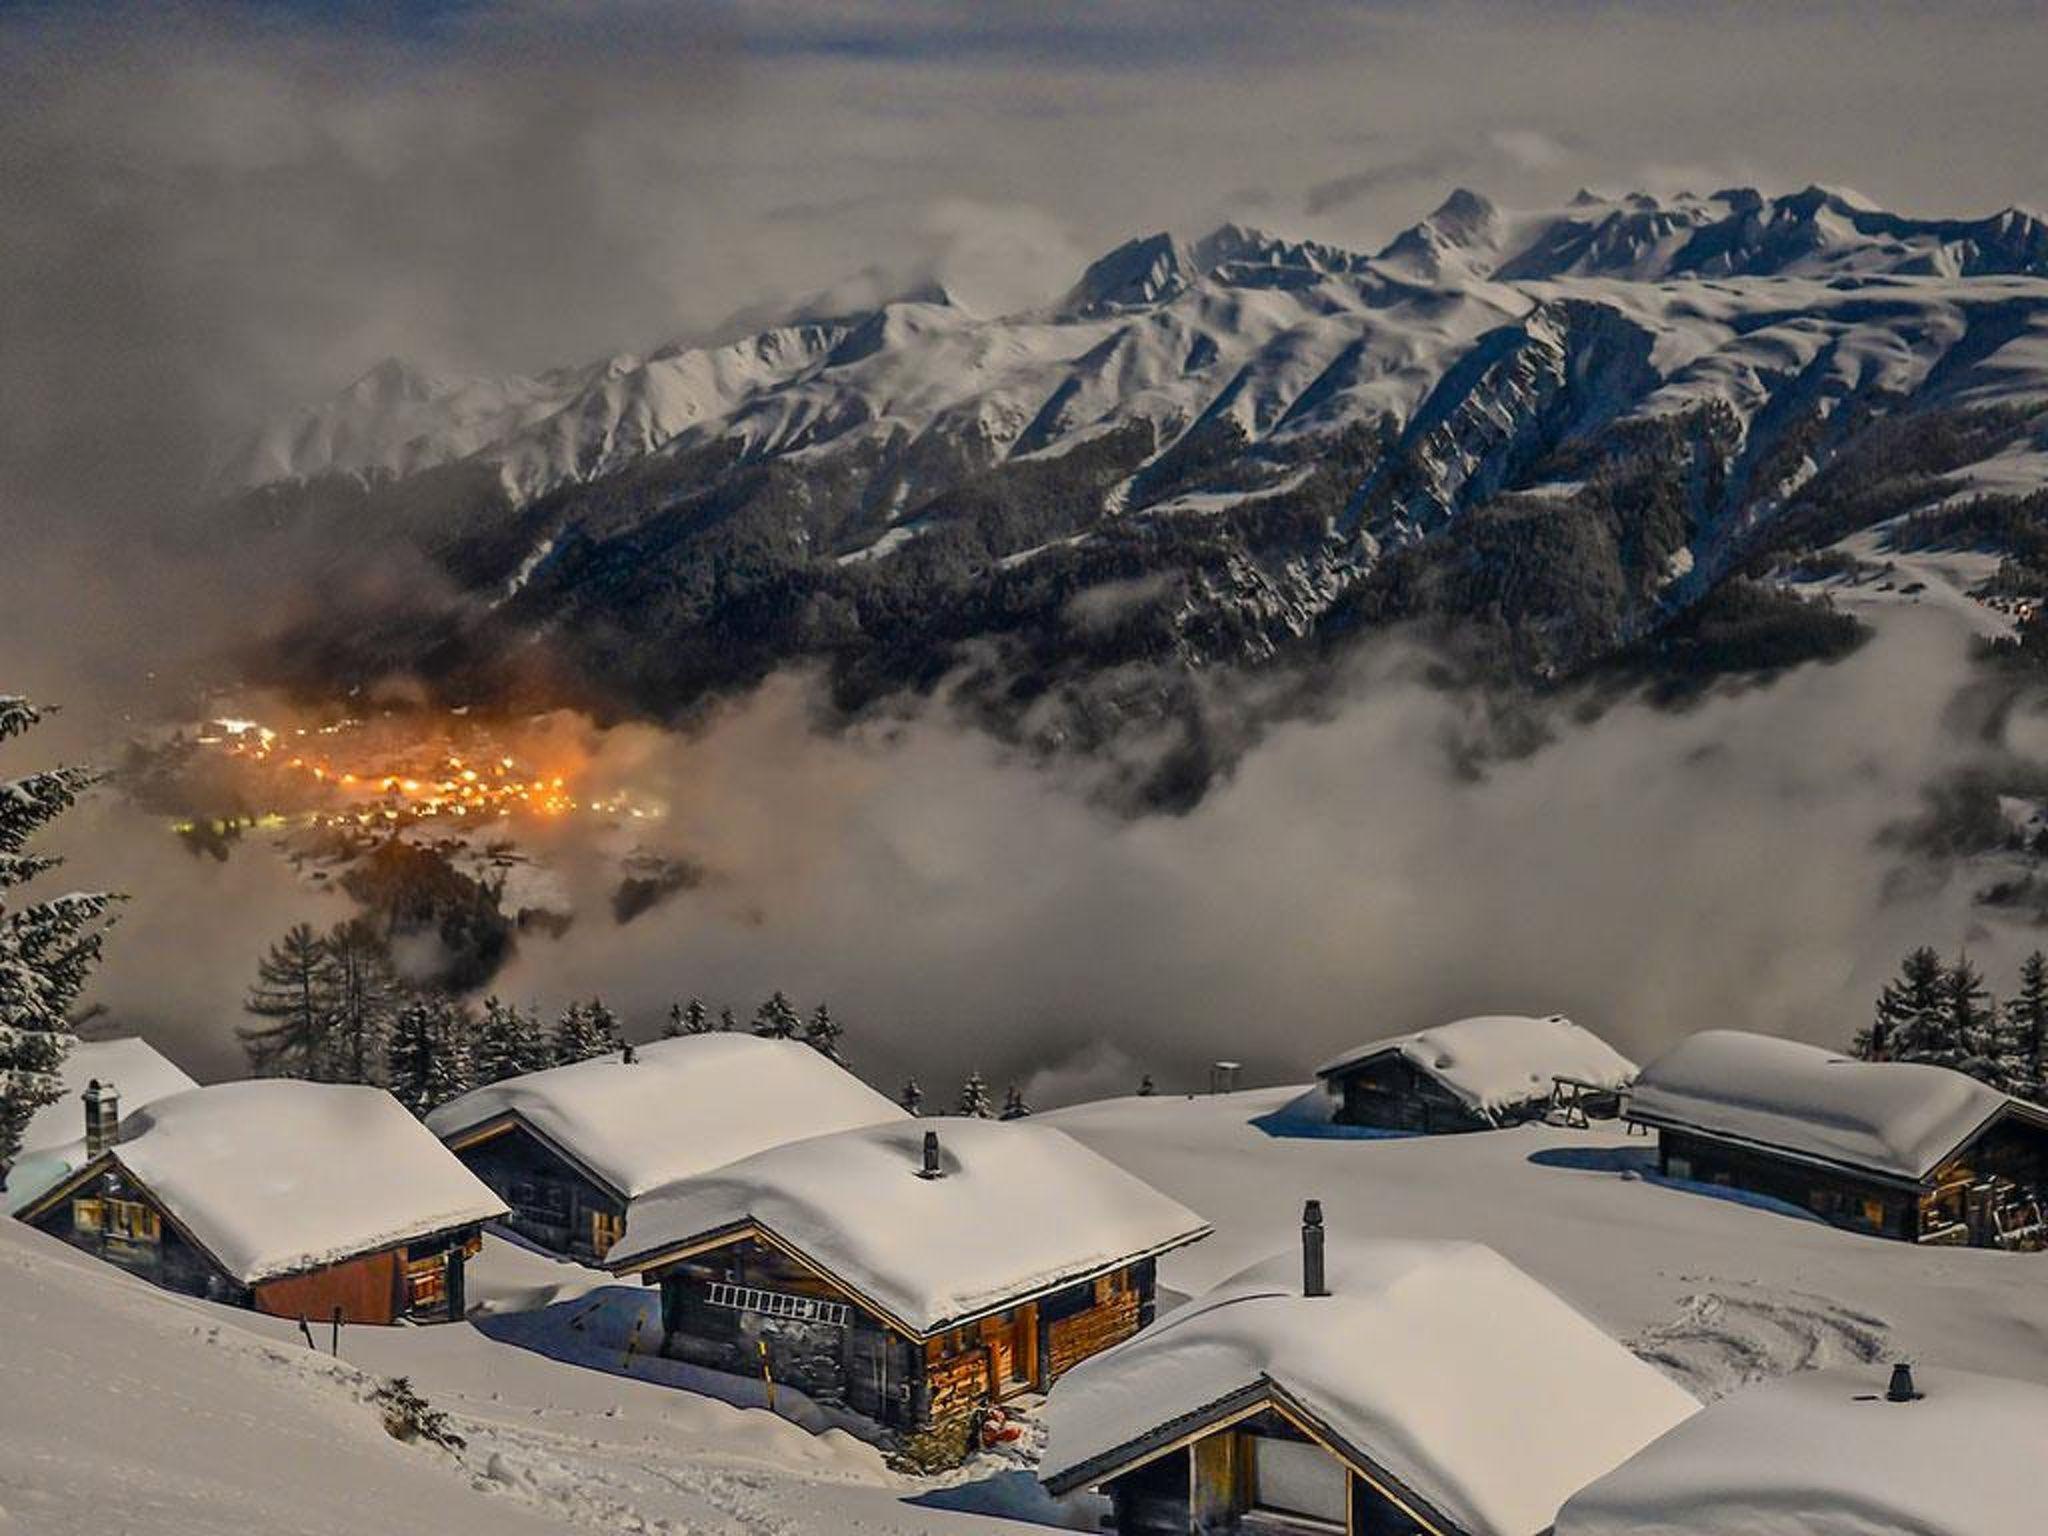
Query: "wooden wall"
254 1248 402 1325
452 1123 623 1260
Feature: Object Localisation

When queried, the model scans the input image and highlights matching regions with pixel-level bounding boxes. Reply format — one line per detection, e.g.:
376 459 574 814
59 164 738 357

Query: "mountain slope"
217 187 2048 786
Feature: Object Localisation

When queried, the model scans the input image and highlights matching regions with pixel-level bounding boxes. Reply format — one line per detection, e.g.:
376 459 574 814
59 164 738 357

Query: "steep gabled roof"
426 1034 907 1200
1627 1030 2038 1184
24 1080 507 1285
1315 1014 1636 1122
607 1117 1210 1337
5 1038 199 1213
1041 1240 1697 1536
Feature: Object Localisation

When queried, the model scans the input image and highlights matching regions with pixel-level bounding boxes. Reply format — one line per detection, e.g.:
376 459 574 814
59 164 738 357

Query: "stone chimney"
1886 1362 1922 1402
917 1129 945 1180
1302 1199 1328 1297
83 1080 120 1159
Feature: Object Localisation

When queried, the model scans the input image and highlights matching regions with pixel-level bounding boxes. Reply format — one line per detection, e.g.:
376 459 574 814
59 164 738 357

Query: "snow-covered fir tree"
239 922 331 1078
804 1002 845 1063
552 997 623 1064
0 697 116 1172
957 1070 994 1118
472 996 550 1083
1941 953 1998 1076
752 990 802 1039
2005 951 2048 1101
899 1078 923 1116
1857 946 1947 1062
666 998 712 1036
386 995 474 1116
1000 1083 1032 1120
718 1006 739 1033
1138 1074 1156 1097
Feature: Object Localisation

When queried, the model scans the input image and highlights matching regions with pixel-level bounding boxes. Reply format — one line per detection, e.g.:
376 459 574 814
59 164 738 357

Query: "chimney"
1886 1362 1921 1403
917 1129 945 1180
1302 1199 1328 1297
83 1080 120 1159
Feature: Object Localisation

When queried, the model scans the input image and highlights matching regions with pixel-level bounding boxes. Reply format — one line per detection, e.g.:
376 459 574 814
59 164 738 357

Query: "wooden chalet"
1313 1015 1636 1134
606 1117 1212 1467
426 1034 907 1262
1040 1207 1698 1536
15 1079 507 1324
1628 1030 2048 1249
2 1036 196 1214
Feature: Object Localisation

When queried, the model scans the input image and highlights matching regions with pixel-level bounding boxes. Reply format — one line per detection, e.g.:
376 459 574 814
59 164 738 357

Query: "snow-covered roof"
1314 1014 1636 1120
42 1081 508 1284
1628 1030 2027 1182
425 1034 908 1199
607 1117 1211 1335
4 1038 201 1214
1556 1364 2048 1536
1041 1239 1697 1536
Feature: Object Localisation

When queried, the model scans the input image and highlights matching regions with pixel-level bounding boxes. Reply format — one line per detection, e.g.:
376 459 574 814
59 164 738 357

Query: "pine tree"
900 1078 923 1116
387 995 474 1117
752 991 802 1040
472 996 550 1084
957 1070 994 1119
668 998 711 1036
718 1007 738 1033
1937 952 1996 1075
239 923 331 1078
0 697 117 1172
323 918 400 1085
804 1002 845 1064
553 996 623 1064
1138 1075 1157 1097
1859 947 1947 1062
1000 1083 1031 1120
2007 951 2048 1101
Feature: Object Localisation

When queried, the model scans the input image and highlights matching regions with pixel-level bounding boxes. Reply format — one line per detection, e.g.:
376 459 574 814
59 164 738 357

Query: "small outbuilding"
3 1037 198 1212
1627 1030 2048 1248
1314 1014 1636 1134
15 1079 506 1323
426 1034 908 1261
607 1117 1212 1467
1556 1363 2048 1536
1040 1207 1698 1536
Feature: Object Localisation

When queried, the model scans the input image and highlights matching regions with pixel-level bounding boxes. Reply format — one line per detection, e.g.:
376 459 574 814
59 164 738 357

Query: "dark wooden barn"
426 1034 907 1262
607 1118 1211 1468
1314 1015 1637 1134
14 1078 505 1324
1628 1030 2048 1249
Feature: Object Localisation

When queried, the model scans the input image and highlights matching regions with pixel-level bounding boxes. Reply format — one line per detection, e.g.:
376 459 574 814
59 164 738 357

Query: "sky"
6 0 2048 1095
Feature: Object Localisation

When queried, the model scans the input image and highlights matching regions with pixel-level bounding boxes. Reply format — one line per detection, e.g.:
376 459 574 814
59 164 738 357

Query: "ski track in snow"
1627 1283 1890 1400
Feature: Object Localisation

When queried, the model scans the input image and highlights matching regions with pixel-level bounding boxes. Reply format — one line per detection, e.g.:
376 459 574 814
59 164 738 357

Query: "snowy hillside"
221 188 2048 778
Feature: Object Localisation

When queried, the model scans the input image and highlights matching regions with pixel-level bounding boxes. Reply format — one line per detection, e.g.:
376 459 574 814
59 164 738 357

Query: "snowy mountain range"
225 185 2048 782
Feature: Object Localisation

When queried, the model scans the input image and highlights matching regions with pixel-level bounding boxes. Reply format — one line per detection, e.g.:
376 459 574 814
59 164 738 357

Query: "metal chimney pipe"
1886 1362 1920 1402
83 1080 120 1159
1302 1199 1328 1297
919 1129 944 1179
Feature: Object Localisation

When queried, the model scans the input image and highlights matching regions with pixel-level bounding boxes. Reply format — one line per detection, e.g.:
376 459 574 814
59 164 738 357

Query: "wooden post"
297 1314 315 1350
758 1338 777 1412
331 1305 343 1356
621 1315 645 1370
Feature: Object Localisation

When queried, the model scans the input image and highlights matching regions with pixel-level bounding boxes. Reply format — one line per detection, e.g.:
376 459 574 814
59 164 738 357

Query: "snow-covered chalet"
426 1033 907 1261
606 1117 1212 1467
15 1079 506 1323
1039 1204 1698 1536
1314 1014 1636 1134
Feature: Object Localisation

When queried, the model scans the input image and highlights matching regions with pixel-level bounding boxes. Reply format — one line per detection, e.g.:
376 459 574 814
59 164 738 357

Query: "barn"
1040 1207 1698 1536
15 1078 507 1324
1556 1363 2048 1536
1313 1014 1636 1134
1628 1030 2048 1248
3 1037 197 1213
426 1034 907 1261
606 1117 1212 1468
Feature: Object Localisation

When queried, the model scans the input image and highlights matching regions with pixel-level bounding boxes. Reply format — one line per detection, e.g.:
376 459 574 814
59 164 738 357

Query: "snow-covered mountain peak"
1059 231 1197 317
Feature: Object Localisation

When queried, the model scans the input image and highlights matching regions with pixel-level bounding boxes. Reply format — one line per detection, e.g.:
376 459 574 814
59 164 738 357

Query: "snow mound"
1315 1013 1636 1119
102 1080 507 1283
609 1116 1211 1334
1628 1030 2015 1180
1556 1364 2048 1536
426 1033 908 1199
1040 1239 1698 1536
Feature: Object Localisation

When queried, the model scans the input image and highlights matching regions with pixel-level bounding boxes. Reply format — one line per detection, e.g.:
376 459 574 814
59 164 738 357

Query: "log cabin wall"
1657 1129 1916 1239
1044 1264 1148 1381
254 1248 403 1325
26 1171 243 1306
451 1123 625 1260
1328 1057 1492 1134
